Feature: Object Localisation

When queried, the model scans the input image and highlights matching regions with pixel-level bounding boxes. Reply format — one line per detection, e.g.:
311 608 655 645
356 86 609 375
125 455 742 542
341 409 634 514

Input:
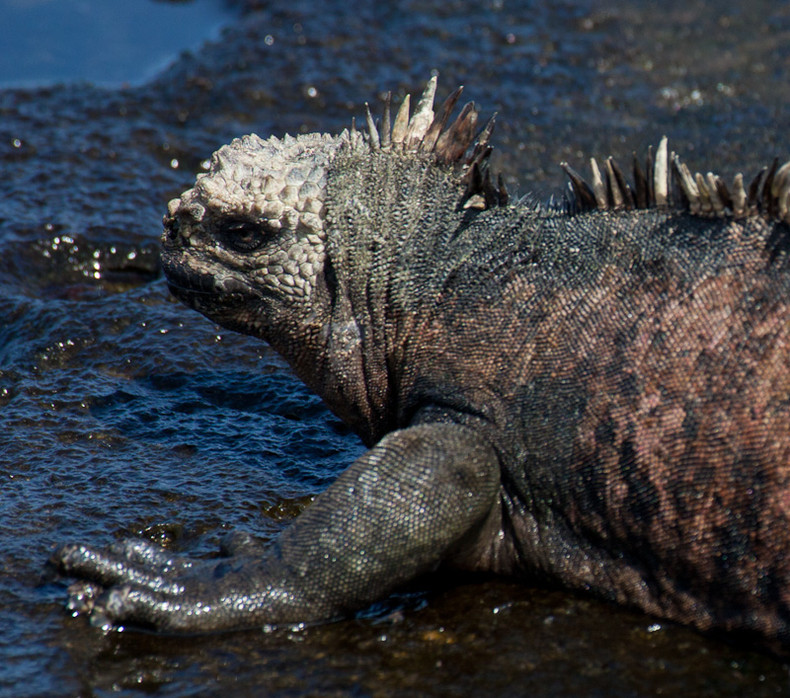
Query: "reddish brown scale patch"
532 261 790 639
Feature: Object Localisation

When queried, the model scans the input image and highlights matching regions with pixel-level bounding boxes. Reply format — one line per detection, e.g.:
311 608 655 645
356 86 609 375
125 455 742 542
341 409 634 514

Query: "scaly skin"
51 77 790 653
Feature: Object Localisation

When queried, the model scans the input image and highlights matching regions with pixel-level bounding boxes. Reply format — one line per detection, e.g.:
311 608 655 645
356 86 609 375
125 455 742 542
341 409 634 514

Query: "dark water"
2 0 790 695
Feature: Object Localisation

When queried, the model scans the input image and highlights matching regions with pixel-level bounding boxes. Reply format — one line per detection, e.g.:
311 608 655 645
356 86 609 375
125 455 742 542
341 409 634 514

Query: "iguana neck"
299 149 473 444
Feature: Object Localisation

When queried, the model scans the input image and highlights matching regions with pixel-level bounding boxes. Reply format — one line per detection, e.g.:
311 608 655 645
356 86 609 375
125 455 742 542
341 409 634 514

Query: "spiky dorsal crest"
360 76 508 210
354 77 789 224
562 137 790 225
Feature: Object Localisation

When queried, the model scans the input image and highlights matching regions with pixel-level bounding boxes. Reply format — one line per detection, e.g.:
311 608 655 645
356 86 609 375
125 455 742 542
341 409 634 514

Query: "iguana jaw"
159 235 271 336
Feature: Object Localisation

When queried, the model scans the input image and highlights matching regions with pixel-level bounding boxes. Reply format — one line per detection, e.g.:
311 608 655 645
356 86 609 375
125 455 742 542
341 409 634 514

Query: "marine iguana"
52 77 790 652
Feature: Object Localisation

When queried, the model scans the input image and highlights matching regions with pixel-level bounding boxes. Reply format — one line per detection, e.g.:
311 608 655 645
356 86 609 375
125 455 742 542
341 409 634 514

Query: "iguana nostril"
163 216 179 241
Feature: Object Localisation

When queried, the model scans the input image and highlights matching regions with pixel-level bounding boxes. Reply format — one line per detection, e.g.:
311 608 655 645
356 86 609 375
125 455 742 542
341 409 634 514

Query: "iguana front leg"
51 422 500 632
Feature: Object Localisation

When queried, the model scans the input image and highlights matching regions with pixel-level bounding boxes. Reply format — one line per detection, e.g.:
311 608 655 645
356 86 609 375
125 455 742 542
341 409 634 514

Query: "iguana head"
161 129 344 336
160 76 503 344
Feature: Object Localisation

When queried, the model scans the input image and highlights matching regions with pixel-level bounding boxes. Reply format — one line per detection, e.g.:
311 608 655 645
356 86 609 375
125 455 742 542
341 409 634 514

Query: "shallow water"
2 0 790 695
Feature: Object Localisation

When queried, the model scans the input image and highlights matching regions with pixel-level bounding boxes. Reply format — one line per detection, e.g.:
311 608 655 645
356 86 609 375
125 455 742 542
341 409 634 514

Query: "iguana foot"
51 537 273 631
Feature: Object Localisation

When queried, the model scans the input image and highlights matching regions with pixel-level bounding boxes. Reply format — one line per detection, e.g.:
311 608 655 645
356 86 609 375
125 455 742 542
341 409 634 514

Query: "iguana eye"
218 219 268 253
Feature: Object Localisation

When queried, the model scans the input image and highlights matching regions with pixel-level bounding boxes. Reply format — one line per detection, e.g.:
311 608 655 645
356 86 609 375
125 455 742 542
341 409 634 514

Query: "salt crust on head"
167 131 360 240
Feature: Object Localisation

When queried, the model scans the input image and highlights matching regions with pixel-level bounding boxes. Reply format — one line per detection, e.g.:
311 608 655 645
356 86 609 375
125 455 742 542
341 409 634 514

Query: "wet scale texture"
2 0 790 695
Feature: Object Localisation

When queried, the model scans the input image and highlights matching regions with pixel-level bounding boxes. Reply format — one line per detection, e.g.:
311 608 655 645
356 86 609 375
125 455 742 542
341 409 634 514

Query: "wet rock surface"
2 0 789 694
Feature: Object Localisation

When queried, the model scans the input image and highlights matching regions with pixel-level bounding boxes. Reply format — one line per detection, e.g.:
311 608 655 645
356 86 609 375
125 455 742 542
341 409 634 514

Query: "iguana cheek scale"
51 76 790 654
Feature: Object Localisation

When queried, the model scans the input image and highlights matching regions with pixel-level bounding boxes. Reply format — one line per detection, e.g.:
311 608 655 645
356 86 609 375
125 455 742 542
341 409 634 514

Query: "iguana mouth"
163 260 281 328
161 254 248 307
165 277 224 303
